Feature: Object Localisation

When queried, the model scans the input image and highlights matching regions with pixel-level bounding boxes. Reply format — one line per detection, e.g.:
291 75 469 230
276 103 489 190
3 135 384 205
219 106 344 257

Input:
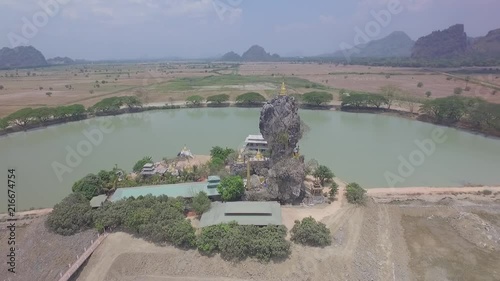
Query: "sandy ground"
71 184 500 281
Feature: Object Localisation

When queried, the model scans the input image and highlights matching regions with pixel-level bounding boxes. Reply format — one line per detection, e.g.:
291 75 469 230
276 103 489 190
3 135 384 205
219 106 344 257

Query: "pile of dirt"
0 216 97 281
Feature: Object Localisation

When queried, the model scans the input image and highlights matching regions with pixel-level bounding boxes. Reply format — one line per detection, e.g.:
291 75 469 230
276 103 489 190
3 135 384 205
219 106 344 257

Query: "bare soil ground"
2 63 499 118
71 187 500 281
0 216 97 281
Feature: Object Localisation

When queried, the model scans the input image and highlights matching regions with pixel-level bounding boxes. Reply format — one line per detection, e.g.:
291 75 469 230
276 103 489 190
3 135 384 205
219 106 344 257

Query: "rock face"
0 46 48 69
259 95 305 203
47 56 75 65
470 28 500 58
242 45 280 61
411 24 468 59
220 51 241 61
330 31 415 58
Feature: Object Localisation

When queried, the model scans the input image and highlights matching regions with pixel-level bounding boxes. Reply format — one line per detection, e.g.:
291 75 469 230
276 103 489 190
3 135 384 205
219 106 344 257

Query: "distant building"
199 201 282 227
140 163 156 176
244 134 268 152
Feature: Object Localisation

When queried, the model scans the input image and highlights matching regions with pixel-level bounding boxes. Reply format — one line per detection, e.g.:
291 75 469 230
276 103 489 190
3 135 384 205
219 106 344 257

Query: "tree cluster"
197 222 290 262
290 217 332 247
235 92 266 105
345 182 366 204
89 96 142 113
2 104 85 128
340 93 389 109
216 176 245 201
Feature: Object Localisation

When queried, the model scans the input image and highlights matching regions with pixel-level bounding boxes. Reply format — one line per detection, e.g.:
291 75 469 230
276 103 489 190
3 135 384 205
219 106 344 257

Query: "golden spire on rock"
279 81 287 96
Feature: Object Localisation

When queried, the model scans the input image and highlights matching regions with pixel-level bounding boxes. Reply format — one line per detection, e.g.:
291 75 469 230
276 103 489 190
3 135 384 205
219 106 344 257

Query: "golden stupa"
279 81 287 96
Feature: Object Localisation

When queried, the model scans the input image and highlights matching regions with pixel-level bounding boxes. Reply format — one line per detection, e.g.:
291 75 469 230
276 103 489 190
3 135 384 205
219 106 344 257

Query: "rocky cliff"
0 46 48 69
411 24 468 59
259 95 305 203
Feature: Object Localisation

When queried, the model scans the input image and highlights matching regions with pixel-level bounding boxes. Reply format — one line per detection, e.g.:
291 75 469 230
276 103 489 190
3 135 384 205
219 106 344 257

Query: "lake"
1 108 499 210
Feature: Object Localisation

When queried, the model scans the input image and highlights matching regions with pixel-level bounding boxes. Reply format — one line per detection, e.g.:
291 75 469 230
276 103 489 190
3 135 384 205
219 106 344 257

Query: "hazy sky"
1 0 499 60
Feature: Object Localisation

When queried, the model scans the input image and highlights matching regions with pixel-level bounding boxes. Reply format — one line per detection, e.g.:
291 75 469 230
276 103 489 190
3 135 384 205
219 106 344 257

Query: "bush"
345 182 366 204
290 217 331 247
197 223 290 261
166 219 196 248
72 173 102 200
417 82 424 88
46 193 93 235
425 91 432 98
46 92 52 97
329 181 339 198
482 189 493 195
210 146 235 162
217 176 245 201
454 87 463 95
0 85 4 90
192 191 211 215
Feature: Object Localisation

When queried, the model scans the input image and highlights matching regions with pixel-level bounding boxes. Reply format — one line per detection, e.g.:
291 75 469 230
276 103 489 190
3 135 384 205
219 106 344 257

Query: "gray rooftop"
110 181 219 202
90 194 108 208
199 201 282 227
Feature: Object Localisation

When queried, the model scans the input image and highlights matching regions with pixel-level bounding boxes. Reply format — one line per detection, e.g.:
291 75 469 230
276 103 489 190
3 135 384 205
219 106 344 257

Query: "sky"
0 0 499 60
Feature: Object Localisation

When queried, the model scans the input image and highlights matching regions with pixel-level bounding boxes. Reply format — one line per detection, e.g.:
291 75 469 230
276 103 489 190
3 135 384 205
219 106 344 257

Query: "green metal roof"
208 176 221 183
110 181 219 202
90 195 108 208
199 202 282 227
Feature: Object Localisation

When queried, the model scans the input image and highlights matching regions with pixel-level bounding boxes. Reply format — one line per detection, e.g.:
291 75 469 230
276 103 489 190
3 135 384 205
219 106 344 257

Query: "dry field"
1 63 500 118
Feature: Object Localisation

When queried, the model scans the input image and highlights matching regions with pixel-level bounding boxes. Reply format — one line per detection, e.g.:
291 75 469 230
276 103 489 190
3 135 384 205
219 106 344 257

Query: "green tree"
186 95 204 107
192 191 211 215
312 165 334 186
45 193 93 235
72 173 102 200
217 176 245 201
133 156 153 172
235 92 266 105
210 146 234 162
425 91 432 98
417 82 424 88
197 223 231 255
345 182 366 204
206 94 229 104
301 91 334 106
290 217 331 247
329 180 339 198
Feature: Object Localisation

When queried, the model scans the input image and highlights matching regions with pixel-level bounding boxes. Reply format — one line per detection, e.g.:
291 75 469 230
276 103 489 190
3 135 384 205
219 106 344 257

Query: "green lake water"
1 108 499 211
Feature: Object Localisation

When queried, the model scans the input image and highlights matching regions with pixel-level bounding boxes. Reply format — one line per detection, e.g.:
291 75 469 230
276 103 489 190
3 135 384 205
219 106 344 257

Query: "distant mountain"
411 24 467 59
328 31 414 58
0 46 48 69
241 45 280 61
220 45 280 62
47 56 75 65
470 28 500 58
220 51 241 61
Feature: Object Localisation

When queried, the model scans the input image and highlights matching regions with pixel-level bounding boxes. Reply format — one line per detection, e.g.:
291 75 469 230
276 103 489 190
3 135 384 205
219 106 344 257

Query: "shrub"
425 91 432 98
446 77 453 81
72 173 102 200
210 146 234 162
417 82 424 88
217 176 245 201
345 182 366 204
482 189 493 195
464 86 471 92
166 219 196 248
197 223 231 255
46 193 93 235
191 191 211 215
329 180 339 198
46 92 52 97
454 87 463 95
0 85 4 90
290 217 331 247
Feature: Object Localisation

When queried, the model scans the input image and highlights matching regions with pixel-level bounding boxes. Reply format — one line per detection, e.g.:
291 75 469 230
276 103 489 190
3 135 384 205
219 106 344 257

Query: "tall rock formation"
0 46 48 69
259 94 305 203
411 24 468 59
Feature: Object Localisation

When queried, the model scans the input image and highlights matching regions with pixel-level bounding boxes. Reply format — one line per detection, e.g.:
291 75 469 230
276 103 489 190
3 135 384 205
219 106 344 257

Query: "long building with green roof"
110 176 220 202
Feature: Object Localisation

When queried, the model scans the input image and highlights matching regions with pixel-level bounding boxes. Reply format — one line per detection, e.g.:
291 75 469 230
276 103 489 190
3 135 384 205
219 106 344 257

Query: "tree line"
0 96 142 131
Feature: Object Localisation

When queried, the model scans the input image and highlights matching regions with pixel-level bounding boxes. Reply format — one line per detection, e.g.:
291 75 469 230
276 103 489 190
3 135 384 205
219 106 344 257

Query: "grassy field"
1 62 499 118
